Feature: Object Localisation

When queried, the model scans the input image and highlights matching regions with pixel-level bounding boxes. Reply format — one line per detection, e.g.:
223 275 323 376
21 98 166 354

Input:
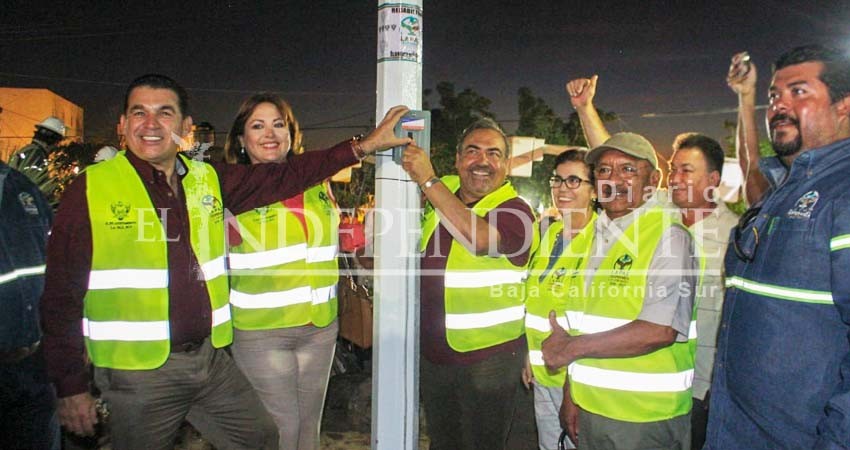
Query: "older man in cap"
542 132 700 450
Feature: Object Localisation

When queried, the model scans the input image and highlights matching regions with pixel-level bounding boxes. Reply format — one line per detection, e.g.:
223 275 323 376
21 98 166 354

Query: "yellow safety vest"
525 214 596 387
229 183 340 329
84 152 230 370
420 175 539 352
566 206 701 422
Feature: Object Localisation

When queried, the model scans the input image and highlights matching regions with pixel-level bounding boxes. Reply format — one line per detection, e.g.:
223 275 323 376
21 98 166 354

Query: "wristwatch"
420 177 441 191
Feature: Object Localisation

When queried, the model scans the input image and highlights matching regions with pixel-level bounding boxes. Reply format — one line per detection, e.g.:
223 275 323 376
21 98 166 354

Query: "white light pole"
372 2 423 449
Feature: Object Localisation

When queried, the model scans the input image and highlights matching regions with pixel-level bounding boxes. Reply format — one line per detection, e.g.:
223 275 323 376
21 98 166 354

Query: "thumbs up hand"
541 310 578 371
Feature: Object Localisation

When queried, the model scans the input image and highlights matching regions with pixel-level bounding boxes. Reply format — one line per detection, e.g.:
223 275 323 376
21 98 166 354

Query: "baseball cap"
585 132 658 170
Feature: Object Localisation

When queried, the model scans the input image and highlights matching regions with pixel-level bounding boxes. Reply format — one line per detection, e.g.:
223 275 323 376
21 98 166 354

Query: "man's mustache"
769 113 799 130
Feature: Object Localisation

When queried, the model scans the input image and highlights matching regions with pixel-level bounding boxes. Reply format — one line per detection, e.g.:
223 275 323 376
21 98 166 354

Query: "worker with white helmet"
12 116 66 171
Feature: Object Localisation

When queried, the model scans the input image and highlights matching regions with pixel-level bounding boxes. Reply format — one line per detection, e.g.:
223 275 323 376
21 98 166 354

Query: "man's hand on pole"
400 143 436 186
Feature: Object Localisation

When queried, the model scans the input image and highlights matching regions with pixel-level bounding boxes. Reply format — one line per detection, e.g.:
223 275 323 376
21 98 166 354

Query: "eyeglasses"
549 175 591 189
732 206 763 262
593 163 644 179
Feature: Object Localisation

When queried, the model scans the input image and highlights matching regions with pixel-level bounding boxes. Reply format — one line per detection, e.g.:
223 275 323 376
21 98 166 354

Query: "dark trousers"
691 395 709 450
421 348 525 450
0 348 60 450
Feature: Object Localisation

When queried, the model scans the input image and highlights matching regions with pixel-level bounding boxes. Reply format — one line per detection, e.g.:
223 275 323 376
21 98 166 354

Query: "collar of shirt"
759 136 850 190
125 150 189 184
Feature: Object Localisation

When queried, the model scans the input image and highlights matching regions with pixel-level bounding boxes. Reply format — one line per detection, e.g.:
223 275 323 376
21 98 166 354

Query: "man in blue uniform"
706 45 850 450
0 160 59 450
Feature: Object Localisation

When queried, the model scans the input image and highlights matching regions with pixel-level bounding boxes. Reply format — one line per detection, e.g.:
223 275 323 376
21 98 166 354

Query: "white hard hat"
36 116 66 137
94 146 118 163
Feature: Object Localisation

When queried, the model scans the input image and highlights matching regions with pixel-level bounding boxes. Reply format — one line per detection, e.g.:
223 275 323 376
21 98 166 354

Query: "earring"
239 146 246 157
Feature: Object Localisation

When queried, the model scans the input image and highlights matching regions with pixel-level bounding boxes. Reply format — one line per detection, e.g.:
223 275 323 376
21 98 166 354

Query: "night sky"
2 0 848 158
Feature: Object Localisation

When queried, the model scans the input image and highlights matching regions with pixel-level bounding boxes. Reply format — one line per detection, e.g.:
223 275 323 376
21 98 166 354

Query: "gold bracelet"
351 134 367 161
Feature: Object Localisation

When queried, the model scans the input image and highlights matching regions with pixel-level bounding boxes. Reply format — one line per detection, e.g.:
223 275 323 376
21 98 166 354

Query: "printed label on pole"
377 3 422 63
401 118 425 130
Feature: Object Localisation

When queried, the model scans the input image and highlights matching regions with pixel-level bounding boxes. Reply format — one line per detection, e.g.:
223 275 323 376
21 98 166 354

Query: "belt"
0 341 39 364
171 338 206 353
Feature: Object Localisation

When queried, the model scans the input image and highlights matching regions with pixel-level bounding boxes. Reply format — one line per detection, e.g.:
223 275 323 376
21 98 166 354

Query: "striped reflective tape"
88 269 168 289
211 303 231 327
570 363 694 393
82 318 169 341
200 257 226 281
311 284 338 305
307 245 338 263
726 276 833 304
525 313 568 333
228 244 307 270
831 234 850 252
529 350 544 366
577 315 630 334
0 265 45 286
229 286 312 309
445 305 525 330
689 320 697 339
444 270 526 288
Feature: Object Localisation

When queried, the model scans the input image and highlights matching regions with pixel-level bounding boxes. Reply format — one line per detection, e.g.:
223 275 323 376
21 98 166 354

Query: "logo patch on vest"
17 192 39 215
786 190 819 219
106 201 136 230
111 201 131 220
251 206 277 224
549 267 567 296
202 194 224 223
609 253 633 285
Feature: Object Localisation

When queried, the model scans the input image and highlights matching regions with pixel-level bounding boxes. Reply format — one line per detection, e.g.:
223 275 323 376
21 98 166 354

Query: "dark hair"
224 93 302 164
552 149 599 210
123 74 190 117
456 117 511 158
773 45 850 104
672 132 725 176
553 149 593 181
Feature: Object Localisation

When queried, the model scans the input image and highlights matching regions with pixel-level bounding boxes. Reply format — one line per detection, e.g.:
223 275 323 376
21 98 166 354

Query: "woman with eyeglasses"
523 149 597 450
223 93 340 450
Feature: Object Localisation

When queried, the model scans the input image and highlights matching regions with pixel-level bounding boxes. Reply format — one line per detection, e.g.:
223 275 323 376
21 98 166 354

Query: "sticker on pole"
401 118 425 131
377 3 422 63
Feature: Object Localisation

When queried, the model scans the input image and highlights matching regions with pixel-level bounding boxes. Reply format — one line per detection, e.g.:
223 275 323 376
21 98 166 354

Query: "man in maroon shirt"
40 73 410 450
401 118 538 450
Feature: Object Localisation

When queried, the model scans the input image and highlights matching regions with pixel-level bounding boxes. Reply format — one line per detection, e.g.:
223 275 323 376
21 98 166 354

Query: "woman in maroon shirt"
223 93 339 450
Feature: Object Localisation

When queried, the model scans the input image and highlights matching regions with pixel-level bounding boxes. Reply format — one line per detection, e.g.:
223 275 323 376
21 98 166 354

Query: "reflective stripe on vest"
0 265 45 286
88 269 168 289
570 363 695 393
444 269 527 287
82 318 169 341
229 243 308 270
420 175 539 352
84 152 231 370
525 215 596 387
229 183 340 330
569 206 700 423
445 305 526 329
